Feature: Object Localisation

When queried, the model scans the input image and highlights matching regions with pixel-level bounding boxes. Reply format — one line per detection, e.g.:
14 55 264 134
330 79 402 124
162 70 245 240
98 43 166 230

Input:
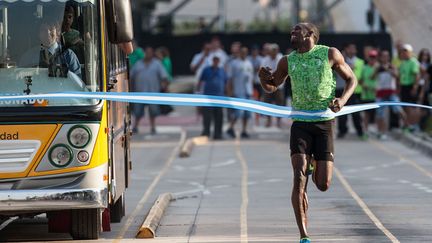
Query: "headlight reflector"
68 125 92 148
77 150 90 163
48 144 73 167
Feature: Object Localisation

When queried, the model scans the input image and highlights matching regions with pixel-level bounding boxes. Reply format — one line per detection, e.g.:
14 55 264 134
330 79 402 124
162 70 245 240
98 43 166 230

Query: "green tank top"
288 45 335 122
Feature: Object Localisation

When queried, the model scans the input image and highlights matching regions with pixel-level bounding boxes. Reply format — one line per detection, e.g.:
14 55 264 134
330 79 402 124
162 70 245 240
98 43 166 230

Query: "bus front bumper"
0 188 107 212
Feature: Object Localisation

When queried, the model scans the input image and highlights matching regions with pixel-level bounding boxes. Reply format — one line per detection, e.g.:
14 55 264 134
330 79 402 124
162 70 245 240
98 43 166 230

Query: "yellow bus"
0 0 133 239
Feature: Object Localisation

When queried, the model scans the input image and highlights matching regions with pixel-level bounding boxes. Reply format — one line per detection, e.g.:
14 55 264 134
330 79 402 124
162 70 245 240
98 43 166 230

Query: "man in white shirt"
261 43 284 127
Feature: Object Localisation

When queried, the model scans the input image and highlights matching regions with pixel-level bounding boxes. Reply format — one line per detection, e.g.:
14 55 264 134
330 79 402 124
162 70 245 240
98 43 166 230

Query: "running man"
258 23 357 243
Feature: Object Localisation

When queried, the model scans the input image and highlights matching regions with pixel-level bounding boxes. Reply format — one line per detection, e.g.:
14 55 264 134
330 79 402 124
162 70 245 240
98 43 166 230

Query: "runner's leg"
291 153 310 238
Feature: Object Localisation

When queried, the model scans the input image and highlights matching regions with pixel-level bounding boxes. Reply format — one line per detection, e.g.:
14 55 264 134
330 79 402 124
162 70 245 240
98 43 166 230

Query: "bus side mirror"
106 0 134 44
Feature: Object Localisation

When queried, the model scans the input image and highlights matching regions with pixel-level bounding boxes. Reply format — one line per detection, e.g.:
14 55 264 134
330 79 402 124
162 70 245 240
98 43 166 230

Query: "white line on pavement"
334 167 400 243
236 139 249 243
370 140 432 180
212 159 237 168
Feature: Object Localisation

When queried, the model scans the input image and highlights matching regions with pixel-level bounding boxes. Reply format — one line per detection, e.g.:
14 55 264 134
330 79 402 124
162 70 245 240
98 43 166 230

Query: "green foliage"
247 17 292 33
172 17 294 35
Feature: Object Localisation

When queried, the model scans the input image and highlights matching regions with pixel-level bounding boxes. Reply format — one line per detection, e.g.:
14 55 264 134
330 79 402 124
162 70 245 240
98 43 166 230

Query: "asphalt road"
1 119 432 243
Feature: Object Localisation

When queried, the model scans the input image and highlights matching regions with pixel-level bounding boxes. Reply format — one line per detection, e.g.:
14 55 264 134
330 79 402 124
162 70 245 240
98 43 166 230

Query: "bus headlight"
48 144 73 167
68 125 92 148
77 150 90 163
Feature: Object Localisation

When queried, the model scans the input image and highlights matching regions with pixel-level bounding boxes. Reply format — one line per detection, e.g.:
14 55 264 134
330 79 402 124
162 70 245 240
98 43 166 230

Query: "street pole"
294 0 301 23
218 0 226 32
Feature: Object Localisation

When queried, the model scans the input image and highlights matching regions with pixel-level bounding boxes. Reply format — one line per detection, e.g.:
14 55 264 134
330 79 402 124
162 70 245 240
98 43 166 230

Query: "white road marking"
190 165 206 171
398 179 410 184
371 140 432 180
247 181 257 186
212 184 232 189
264 178 285 183
173 165 185 171
173 188 211 197
212 159 237 168
235 139 249 243
334 167 400 243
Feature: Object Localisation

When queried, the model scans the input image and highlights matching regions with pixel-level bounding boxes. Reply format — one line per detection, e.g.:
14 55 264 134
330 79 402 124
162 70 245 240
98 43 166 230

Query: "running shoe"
300 237 311 243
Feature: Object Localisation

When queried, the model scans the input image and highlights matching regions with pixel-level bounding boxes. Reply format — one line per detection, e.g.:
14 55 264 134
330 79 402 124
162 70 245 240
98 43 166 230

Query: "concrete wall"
373 0 432 53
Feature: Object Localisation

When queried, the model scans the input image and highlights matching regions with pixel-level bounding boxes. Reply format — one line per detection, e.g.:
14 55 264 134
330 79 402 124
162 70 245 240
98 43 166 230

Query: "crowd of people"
335 41 432 140
189 37 293 139
128 37 432 140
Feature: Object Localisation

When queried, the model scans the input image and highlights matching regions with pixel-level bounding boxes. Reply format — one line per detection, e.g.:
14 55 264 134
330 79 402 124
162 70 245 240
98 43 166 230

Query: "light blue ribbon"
0 92 431 120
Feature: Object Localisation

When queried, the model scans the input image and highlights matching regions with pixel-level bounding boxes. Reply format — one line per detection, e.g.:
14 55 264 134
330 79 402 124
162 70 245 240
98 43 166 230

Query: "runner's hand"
258 67 274 84
258 67 276 92
329 98 345 113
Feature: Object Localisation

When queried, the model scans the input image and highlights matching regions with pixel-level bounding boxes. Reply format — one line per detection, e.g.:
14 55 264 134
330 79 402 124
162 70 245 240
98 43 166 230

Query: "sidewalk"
391 130 432 157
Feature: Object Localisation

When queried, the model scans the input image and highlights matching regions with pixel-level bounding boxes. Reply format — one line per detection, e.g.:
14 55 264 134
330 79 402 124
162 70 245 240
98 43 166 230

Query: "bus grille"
0 140 41 173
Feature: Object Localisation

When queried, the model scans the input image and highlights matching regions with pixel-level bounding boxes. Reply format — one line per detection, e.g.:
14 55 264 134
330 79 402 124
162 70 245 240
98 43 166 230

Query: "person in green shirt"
398 44 421 130
128 42 145 68
360 49 378 134
259 22 357 243
156 46 173 81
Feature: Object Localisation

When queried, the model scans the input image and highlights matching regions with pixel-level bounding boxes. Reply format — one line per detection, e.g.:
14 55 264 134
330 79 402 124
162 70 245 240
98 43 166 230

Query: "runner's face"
290 25 306 48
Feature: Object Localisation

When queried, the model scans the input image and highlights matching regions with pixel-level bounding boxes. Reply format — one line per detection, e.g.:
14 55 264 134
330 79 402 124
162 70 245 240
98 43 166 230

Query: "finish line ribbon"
1 92 431 120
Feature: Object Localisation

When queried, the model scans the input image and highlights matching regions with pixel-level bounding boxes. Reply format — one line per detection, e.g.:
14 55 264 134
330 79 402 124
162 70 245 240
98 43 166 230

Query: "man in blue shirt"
39 21 81 78
198 55 227 139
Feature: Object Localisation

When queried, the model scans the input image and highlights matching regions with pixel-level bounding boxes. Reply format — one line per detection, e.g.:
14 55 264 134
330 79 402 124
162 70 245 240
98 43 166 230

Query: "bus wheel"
70 208 101 240
110 193 125 223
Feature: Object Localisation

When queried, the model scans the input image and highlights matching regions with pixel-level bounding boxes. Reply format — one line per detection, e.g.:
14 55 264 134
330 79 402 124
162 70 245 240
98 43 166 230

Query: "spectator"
360 49 379 134
374 50 407 139
261 43 284 127
156 46 173 81
398 44 421 132
128 41 145 68
337 43 365 139
226 47 254 138
190 42 212 88
208 36 228 67
130 47 169 135
392 40 403 69
248 45 264 124
156 46 174 115
198 55 227 140
417 48 431 130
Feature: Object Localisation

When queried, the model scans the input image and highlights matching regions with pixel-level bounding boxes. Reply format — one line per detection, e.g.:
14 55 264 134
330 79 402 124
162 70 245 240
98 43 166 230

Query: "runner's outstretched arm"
329 47 357 112
258 56 288 93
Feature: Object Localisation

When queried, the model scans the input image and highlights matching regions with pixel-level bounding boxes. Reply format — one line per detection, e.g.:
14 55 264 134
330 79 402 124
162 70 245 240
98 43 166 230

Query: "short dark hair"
299 23 320 44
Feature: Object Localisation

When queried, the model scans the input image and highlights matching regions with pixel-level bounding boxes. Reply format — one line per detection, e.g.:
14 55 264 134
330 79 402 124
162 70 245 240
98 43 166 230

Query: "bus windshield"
0 0 100 107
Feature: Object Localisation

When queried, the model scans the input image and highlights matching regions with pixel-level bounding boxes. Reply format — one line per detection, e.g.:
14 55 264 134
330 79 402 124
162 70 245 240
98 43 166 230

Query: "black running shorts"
290 120 335 161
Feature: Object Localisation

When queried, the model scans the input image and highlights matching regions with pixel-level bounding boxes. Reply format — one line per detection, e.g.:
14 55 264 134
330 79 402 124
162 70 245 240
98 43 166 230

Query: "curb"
391 130 432 157
179 136 208 158
136 193 173 238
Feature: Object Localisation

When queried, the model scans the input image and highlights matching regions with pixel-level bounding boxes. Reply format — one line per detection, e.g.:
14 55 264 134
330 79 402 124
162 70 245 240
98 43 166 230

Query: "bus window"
0 0 100 107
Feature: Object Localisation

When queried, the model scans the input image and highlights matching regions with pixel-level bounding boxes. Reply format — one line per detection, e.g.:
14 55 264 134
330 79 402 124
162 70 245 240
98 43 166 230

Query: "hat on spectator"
368 49 378 57
402 44 413 52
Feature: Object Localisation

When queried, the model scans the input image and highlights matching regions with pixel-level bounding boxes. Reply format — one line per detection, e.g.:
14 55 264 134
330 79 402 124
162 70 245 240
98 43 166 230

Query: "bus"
0 0 134 239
